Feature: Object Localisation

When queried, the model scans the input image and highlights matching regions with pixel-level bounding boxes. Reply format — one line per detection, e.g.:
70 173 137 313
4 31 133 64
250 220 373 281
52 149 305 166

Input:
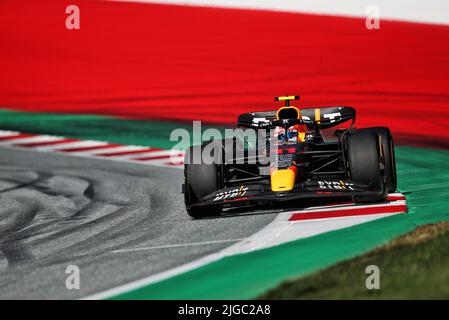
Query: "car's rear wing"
238 106 355 129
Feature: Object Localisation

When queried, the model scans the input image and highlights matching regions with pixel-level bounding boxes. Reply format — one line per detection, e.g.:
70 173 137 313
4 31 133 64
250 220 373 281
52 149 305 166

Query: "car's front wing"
187 179 385 208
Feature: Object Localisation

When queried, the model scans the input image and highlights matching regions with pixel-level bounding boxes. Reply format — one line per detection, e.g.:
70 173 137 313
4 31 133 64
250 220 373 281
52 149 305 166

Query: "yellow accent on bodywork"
270 169 296 192
276 96 298 101
315 108 321 122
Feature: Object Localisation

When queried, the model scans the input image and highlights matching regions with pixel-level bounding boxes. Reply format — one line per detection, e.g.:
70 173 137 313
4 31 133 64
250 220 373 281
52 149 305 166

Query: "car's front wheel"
184 144 223 218
345 128 388 203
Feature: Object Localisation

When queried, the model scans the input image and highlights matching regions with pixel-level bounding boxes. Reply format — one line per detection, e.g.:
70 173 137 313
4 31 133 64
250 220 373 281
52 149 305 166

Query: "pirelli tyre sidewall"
367 127 397 193
345 128 388 203
184 143 223 218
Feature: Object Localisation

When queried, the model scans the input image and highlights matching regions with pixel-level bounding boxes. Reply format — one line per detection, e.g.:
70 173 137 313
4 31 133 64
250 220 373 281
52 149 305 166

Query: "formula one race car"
183 96 396 218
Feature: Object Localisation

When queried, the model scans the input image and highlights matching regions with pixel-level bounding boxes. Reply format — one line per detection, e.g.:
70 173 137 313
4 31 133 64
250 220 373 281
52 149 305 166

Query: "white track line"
0 130 20 137
245 212 398 251
111 239 244 253
82 243 249 300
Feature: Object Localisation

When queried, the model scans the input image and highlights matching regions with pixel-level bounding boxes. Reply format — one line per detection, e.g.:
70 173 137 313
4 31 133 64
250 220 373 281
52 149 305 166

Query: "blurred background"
1 0 448 147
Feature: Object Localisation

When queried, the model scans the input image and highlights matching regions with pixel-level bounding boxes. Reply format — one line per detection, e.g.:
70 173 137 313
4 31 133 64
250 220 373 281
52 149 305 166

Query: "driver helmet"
274 126 299 144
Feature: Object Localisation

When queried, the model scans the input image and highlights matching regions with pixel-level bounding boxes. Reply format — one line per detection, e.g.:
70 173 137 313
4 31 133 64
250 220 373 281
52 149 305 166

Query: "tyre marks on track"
0 167 155 270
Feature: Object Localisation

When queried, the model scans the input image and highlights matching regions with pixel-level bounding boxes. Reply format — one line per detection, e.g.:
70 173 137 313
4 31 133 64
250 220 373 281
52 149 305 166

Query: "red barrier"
1 1 448 146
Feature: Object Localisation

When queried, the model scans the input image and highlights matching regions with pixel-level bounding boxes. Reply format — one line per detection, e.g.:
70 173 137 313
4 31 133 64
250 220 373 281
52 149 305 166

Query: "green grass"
259 221 449 299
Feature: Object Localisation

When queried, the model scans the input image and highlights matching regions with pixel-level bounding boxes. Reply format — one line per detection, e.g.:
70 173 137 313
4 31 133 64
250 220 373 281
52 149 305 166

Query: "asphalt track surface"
0 146 277 299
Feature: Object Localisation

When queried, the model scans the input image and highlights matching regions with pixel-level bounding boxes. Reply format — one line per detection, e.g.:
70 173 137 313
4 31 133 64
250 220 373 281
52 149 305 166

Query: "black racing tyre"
345 129 387 203
367 127 397 193
184 144 223 218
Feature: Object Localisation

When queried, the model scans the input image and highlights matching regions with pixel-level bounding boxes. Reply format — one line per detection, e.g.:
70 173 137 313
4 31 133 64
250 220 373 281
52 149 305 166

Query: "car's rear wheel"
184 144 223 218
345 129 387 203
367 127 397 193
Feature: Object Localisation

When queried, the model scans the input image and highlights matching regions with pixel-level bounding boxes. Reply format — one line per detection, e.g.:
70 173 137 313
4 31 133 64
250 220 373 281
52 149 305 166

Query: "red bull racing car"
183 96 397 218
